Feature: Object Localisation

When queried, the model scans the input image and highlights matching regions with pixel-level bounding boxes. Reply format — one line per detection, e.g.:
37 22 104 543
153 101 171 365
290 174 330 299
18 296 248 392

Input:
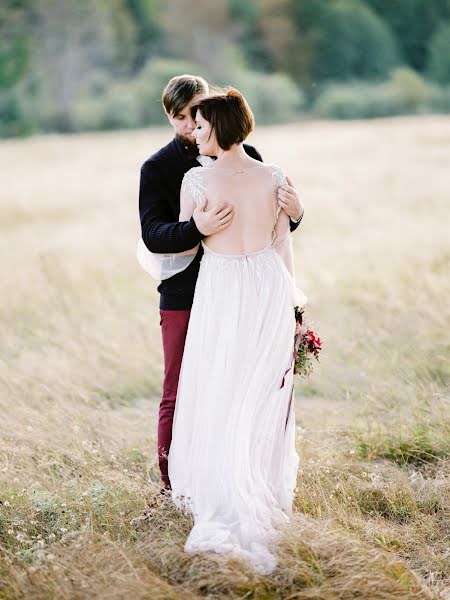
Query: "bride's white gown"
167 163 307 574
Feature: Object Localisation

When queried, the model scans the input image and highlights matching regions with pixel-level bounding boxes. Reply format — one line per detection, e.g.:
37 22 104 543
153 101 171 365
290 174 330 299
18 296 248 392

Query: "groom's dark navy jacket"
139 137 302 310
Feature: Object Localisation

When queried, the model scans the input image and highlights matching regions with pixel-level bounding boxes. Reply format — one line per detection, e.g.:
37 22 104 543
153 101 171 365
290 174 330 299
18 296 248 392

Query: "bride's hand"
193 198 235 236
277 176 304 221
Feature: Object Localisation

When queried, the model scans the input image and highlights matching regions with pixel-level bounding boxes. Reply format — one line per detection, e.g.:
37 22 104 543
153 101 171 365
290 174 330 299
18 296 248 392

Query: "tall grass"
0 117 449 598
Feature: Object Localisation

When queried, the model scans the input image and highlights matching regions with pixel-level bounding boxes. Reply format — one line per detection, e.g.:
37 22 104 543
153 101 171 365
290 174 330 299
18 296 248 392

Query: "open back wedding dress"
167 162 307 574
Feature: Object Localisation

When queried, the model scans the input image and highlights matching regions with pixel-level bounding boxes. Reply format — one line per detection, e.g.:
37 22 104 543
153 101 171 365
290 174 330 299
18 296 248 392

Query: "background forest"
2 0 450 137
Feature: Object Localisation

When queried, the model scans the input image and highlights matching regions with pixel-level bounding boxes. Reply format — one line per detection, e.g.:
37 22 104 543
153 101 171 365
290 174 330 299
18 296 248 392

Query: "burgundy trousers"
158 309 191 489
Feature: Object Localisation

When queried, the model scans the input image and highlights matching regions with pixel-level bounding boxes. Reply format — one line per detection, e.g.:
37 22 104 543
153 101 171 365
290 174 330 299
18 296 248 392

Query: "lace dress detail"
270 163 287 218
180 167 207 207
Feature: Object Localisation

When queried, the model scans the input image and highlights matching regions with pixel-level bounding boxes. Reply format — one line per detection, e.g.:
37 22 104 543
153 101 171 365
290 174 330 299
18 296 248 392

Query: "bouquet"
293 306 322 378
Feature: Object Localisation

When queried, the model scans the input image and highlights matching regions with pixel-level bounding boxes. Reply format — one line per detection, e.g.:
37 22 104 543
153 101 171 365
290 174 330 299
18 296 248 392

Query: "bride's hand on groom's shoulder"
277 176 304 222
193 197 235 236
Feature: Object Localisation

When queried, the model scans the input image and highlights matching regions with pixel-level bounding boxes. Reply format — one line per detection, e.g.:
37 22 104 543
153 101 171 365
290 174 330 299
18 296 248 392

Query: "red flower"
291 306 322 379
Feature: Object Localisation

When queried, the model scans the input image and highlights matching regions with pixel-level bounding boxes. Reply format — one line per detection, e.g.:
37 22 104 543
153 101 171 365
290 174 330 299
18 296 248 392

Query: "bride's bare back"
201 164 279 255
180 163 291 265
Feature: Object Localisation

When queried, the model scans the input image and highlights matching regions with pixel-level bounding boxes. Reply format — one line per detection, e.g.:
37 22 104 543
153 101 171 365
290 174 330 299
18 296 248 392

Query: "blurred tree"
0 0 29 90
29 0 137 131
0 1 36 135
124 0 162 72
426 21 450 84
285 0 328 85
258 0 298 71
228 0 274 71
161 0 239 79
312 0 399 82
366 0 450 72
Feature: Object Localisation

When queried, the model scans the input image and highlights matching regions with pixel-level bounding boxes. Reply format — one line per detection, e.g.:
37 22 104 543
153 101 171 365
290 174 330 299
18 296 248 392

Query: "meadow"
0 116 449 599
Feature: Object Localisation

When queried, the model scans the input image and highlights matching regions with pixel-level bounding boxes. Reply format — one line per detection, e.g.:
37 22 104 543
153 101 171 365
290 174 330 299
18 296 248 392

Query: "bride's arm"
271 164 308 307
177 184 200 256
273 208 295 278
271 164 295 278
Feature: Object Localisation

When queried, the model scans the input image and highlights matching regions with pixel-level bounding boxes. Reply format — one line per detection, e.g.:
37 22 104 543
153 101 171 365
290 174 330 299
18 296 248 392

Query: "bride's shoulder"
181 167 206 203
181 166 205 187
182 165 204 181
264 162 287 186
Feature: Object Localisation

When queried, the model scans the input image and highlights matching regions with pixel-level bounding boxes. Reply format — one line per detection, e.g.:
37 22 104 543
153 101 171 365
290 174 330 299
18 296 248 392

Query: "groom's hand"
193 198 235 236
277 176 304 222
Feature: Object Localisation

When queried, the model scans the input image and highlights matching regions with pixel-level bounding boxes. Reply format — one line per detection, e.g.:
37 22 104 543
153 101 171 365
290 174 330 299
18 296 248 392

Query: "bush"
0 74 38 137
429 85 450 113
426 22 450 85
134 58 204 126
74 76 141 131
313 68 441 119
74 59 206 131
134 60 304 126
230 70 304 124
384 68 434 112
313 83 391 119
73 60 304 132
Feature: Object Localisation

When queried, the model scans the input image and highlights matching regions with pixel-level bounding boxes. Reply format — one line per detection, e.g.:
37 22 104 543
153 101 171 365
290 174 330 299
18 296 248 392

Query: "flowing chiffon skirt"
168 241 301 574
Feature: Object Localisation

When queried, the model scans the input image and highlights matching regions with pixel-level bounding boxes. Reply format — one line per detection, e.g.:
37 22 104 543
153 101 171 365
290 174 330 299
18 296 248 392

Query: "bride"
166 88 307 574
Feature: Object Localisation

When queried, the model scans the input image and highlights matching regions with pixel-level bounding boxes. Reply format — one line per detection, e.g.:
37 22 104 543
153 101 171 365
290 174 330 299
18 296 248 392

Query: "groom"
139 74 304 490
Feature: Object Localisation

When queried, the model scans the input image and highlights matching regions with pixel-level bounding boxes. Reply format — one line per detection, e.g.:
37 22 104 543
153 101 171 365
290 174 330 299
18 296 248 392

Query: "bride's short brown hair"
191 88 254 150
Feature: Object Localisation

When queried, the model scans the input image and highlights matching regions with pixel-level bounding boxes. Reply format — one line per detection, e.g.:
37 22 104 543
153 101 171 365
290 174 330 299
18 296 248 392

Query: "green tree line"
1 0 449 136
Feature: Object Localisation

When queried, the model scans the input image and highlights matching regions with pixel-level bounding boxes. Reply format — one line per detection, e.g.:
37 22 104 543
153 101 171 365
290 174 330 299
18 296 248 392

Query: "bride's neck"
214 144 251 166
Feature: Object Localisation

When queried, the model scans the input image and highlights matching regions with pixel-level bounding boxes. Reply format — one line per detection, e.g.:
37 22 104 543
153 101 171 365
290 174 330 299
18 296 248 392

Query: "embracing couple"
138 74 307 574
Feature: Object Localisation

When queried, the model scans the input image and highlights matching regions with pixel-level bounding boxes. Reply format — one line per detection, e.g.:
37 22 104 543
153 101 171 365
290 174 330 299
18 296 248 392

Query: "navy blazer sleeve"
139 160 204 254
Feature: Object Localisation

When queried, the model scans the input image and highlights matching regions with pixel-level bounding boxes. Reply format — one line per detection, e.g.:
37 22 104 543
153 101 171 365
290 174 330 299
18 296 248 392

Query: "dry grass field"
0 116 449 599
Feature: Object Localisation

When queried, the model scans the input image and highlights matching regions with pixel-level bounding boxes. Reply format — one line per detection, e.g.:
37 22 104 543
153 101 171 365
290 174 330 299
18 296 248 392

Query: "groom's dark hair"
162 74 209 116
190 88 254 151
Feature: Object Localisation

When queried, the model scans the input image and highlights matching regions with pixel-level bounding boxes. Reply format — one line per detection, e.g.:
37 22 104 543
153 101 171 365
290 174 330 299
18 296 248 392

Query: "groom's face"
167 94 204 146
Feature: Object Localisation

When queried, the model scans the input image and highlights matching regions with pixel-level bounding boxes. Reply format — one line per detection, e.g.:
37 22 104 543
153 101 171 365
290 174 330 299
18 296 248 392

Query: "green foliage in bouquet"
293 306 322 379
